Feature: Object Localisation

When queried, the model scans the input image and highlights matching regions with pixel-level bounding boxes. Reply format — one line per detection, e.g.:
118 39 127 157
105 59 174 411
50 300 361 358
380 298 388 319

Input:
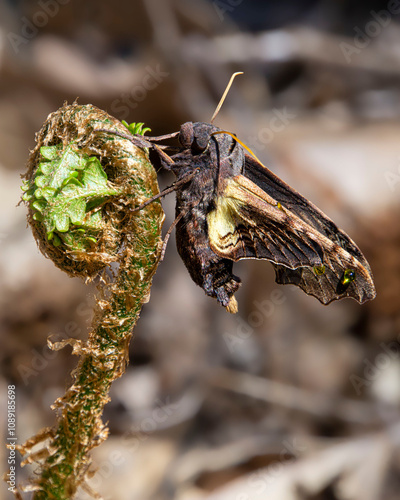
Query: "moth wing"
207 173 375 304
243 155 371 269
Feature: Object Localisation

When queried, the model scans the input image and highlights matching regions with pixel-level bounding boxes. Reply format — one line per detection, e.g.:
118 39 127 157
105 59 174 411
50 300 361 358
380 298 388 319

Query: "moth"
99 74 376 313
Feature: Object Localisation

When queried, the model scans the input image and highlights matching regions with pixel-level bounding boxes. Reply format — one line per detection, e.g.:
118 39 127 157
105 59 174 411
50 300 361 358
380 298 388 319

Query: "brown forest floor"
1 1 400 499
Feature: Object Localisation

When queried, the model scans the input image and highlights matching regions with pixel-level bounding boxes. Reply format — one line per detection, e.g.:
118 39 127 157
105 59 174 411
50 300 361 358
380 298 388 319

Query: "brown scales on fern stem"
19 102 164 499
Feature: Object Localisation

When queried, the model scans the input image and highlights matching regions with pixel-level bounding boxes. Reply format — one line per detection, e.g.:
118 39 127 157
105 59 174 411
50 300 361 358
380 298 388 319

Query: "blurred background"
1 0 400 499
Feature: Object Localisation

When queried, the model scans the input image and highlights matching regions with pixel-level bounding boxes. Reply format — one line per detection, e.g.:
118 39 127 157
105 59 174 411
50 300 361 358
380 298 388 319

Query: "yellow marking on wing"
207 195 243 251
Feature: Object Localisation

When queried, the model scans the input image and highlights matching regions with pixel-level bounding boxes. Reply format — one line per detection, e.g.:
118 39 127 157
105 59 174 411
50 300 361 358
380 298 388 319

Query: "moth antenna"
210 72 243 124
211 130 263 165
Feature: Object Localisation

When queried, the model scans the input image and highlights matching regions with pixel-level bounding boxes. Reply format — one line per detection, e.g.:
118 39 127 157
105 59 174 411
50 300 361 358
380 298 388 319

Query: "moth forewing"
207 172 376 305
241 154 376 303
243 154 369 263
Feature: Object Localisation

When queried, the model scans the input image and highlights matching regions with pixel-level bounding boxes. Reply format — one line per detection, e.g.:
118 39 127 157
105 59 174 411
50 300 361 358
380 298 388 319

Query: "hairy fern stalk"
18 104 164 499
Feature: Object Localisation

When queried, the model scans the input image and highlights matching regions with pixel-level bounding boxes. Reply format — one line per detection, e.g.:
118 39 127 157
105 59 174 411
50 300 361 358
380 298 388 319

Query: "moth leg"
94 128 175 169
160 211 185 261
132 170 199 212
141 132 179 142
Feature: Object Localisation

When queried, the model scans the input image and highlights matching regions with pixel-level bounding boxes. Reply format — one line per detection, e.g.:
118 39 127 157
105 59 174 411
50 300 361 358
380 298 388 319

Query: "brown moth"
99 75 376 313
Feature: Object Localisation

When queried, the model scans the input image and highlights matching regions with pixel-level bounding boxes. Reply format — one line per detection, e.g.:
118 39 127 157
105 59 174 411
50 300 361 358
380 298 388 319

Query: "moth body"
172 122 244 312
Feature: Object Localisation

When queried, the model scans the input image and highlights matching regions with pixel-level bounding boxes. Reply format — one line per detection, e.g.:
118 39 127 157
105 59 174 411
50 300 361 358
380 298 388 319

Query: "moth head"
179 122 194 149
179 122 214 154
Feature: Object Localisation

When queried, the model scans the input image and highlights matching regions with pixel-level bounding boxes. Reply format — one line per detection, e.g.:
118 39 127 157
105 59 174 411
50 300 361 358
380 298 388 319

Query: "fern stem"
19 103 164 499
